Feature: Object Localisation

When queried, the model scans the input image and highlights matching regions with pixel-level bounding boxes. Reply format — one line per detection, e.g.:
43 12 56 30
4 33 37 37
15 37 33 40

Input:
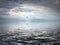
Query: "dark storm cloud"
0 0 60 14
22 0 60 13
0 0 59 7
0 0 21 15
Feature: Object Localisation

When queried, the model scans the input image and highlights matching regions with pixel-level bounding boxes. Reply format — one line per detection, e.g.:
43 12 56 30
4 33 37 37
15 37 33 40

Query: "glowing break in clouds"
8 4 54 17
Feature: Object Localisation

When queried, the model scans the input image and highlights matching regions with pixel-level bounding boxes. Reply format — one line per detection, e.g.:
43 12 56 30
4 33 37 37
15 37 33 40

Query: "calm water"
0 15 60 33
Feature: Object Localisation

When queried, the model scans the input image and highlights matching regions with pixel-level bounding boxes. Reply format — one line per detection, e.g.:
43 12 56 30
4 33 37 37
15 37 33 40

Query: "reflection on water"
0 15 60 45
0 15 60 33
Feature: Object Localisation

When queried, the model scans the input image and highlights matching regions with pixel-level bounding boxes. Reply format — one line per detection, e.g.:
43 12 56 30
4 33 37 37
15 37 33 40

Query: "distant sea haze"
0 15 60 34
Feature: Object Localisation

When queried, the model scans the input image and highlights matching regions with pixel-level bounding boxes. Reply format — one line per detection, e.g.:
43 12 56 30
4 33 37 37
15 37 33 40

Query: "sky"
0 0 60 33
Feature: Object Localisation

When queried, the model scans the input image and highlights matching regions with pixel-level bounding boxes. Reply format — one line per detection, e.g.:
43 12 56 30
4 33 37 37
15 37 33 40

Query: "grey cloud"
0 0 60 13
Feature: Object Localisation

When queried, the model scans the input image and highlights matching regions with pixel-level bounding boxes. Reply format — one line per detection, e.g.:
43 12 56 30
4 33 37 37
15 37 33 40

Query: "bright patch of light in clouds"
8 4 53 16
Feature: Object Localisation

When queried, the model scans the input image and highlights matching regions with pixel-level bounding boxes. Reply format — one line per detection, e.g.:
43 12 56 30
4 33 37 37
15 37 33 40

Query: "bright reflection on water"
0 15 60 33
0 15 60 45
